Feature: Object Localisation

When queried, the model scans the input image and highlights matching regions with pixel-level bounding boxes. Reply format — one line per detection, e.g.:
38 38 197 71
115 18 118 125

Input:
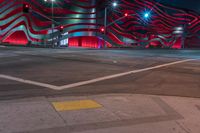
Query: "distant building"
0 0 199 48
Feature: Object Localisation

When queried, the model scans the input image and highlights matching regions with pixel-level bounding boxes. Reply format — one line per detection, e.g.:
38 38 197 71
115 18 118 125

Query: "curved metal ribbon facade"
0 0 200 48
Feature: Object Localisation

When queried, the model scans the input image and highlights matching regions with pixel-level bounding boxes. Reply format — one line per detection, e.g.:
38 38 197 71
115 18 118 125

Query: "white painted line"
57 59 197 90
0 59 198 90
0 74 59 90
0 45 6 48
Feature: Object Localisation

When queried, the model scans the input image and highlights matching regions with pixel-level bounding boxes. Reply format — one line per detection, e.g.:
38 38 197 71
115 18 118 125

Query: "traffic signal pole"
103 13 137 47
23 2 60 47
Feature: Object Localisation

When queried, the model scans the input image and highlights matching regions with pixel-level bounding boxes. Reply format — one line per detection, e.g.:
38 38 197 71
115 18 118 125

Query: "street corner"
46 94 184 129
0 97 66 133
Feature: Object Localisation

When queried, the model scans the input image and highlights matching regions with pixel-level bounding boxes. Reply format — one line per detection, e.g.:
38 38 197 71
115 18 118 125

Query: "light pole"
103 2 118 47
104 7 107 36
51 0 54 47
44 0 55 47
104 2 118 33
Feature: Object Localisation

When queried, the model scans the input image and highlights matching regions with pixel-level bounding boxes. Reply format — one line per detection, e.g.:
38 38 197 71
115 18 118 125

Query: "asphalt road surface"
0 46 200 100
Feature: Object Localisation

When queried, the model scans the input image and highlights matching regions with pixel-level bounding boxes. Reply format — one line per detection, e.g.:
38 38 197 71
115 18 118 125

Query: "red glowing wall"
68 36 110 48
0 0 200 48
3 31 28 45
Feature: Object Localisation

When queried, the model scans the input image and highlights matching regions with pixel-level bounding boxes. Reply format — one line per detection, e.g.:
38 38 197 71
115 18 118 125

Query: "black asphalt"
0 46 200 100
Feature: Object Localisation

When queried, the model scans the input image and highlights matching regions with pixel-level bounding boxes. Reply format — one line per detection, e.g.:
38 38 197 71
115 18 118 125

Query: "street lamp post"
104 7 107 36
103 2 117 48
44 0 55 47
51 0 54 48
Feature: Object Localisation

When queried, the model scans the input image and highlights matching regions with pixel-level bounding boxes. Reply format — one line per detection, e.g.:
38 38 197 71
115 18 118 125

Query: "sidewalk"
0 94 200 133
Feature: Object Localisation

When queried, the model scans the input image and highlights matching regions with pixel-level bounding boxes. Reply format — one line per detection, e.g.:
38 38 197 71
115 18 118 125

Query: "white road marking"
0 74 59 90
57 59 197 90
0 59 197 90
0 45 6 48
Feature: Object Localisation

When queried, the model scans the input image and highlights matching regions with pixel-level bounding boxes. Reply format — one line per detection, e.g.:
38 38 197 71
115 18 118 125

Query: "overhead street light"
112 2 118 7
143 11 152 21
144 13 149 18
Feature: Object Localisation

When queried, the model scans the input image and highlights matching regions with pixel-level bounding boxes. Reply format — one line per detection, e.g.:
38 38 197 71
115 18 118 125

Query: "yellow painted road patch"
52 100 102 111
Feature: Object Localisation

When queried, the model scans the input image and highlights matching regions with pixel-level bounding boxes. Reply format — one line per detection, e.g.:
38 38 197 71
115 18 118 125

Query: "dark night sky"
155 0 200 13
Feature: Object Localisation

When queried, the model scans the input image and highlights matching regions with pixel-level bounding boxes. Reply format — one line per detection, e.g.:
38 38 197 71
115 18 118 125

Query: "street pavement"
0 46 200 133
